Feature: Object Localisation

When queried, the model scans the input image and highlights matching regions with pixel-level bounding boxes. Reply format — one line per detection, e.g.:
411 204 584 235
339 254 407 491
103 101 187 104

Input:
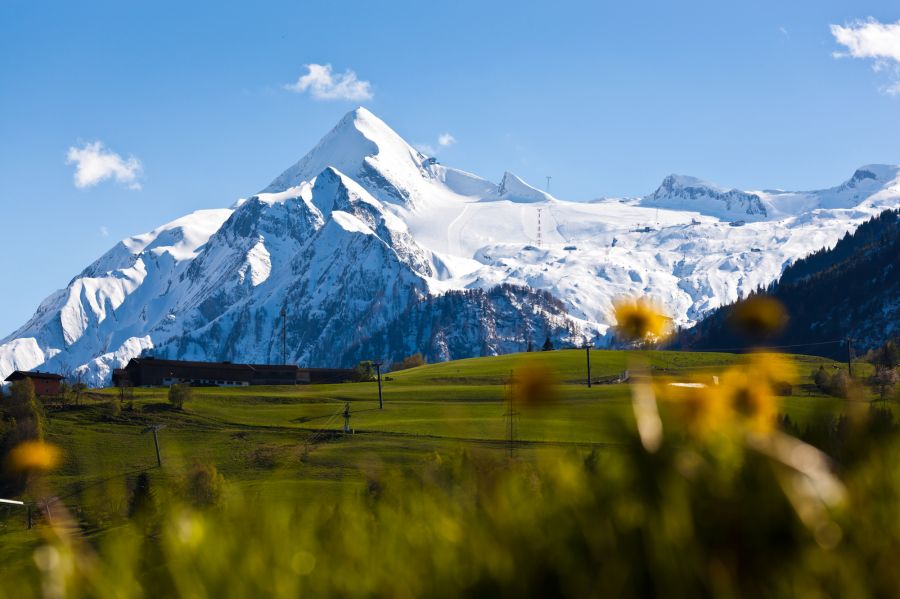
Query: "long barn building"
112 358 353 388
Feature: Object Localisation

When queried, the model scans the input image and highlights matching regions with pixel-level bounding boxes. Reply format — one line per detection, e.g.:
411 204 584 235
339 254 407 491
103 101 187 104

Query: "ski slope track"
3 108 899 385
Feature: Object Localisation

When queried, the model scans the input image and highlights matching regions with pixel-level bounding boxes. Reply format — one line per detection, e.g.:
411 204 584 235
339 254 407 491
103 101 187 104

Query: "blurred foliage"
3 382 900 597
727 294 788 341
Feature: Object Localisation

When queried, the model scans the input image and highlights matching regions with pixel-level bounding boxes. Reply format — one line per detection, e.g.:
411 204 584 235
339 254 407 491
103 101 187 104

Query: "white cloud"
99 226 109 237
831 18 900 62
416 133 457 156
438 133 456 147
779 26 789 38
285 64 373 101
831 18 900 95
66 141 142 190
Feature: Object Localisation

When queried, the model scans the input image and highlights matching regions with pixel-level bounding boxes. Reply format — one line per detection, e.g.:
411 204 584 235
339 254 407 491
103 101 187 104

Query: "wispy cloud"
831 18 900 94
99 226 109 237
416 132 457 156
415 143 437 155
285 64 373 101
438 133 456 147
66 141 142 190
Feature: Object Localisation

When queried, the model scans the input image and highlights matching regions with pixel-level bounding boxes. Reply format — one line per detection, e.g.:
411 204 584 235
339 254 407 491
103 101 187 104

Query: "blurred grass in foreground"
3 381 900 597
1 297 897 598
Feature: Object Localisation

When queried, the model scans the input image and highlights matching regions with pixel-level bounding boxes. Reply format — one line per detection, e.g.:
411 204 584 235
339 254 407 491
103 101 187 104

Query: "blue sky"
1 0 900 335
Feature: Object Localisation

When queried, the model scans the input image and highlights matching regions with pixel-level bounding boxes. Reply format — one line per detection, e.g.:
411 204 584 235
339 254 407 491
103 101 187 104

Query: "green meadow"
27 350 855 510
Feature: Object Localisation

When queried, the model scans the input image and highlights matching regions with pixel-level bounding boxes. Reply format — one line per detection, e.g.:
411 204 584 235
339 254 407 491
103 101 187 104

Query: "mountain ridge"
2 108 899 385
673 208 900 358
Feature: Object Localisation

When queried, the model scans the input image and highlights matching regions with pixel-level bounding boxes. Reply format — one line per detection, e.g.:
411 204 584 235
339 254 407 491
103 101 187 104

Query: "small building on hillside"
114 358 354 388
4 371 64 397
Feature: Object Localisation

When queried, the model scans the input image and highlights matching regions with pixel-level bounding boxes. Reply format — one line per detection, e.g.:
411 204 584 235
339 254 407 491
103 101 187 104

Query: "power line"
679 339 844 353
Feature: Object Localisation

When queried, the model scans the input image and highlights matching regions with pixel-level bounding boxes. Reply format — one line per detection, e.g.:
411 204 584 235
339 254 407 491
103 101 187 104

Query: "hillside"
675 209 900 358
2 108 899 385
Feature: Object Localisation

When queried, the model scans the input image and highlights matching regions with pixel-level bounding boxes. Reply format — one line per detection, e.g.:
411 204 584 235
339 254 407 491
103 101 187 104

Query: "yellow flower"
612 298 671 342
658 379 731 439
728 295 787 338
6 441 62 473
509 360 559 407
719 370 778 433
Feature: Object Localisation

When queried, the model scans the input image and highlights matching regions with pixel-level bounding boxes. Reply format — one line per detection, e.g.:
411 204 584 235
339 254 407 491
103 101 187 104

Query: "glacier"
2 107 899 385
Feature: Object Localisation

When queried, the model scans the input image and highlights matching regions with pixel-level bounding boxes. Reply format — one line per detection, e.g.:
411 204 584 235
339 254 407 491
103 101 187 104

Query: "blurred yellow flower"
658 380 731 439
719 371 778 433
6 441 62 473
612 298 671 343
728 295 787 338
509 361 559 407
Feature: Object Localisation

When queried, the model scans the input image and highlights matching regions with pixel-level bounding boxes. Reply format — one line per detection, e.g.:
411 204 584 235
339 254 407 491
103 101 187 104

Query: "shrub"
128 471 155 520
5 379 44 443
168 384 193 410
814 366 830 391
813 367 855 398
248 446 281 469
870 367 899 401
352 361 375 382
772 381 793 396
181 462 225 507
391 353 425 372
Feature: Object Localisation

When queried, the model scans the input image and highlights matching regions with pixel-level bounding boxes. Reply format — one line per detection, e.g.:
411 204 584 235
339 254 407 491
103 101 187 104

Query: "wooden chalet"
4 371 65 397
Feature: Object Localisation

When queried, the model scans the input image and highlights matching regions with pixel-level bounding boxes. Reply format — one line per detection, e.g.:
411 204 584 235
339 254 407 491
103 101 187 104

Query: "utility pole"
846 337 855 377
372 361 384 410
505 370 518 459
142 424 166 467
343 402 352 434
545 176 552 193
537 208 543 248
281 307 287 365
581 339 593 388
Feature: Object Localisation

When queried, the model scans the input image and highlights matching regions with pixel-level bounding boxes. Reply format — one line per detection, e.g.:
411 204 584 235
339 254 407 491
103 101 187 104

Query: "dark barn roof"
4 370 65 382
118 358 354 387
122 358 256 386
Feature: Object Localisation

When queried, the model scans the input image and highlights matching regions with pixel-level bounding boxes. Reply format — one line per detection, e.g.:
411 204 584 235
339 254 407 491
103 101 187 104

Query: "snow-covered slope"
2 107 899 384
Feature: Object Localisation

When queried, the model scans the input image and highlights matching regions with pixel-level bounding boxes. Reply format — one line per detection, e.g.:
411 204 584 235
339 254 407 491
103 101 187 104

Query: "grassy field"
0 348 869 562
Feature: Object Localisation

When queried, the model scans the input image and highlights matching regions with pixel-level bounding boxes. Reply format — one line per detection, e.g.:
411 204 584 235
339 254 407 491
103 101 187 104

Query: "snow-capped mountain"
641 174 768 220
2 107 899 385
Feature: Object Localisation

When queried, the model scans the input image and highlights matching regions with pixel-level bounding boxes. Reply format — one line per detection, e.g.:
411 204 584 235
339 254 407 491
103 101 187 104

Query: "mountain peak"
647 173 767 219
497 171 554 203
847 164 898 185
655 174 724 195
262 108 427 207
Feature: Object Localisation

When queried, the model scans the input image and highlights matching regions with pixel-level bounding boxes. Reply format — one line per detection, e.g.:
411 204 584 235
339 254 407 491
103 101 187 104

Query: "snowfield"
2 107 898 385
